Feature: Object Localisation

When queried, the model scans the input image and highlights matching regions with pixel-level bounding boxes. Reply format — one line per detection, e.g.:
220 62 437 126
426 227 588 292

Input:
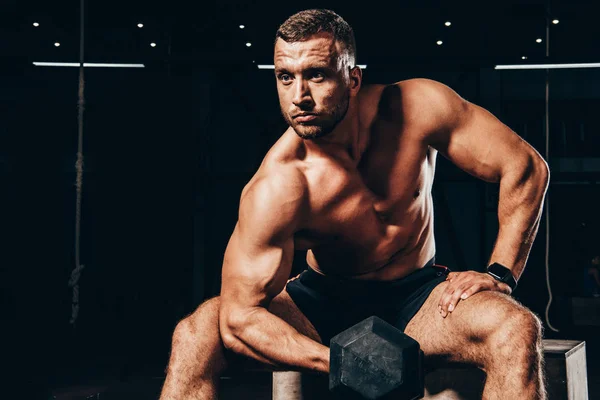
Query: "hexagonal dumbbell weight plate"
329 316 424 399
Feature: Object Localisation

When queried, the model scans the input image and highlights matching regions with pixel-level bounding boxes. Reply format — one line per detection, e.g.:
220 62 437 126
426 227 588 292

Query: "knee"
502 309 542 348
488 308 543 363
171 319 193 350
166 297 227 379
172 297 221 350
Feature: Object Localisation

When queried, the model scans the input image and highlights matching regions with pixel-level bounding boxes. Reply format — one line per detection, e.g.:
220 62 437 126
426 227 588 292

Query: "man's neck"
301 103 365 164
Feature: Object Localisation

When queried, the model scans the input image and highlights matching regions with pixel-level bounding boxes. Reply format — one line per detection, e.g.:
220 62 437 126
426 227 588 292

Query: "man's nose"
292 79 312 107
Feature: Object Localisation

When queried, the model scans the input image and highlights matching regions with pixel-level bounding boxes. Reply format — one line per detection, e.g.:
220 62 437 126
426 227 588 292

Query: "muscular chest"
358 132 432 221
300 130 435 246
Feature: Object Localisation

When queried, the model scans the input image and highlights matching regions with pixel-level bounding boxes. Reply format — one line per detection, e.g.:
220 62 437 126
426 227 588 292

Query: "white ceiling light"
150 42 157 47
522 56 527 60
445 21 451 27
137 23 144 28
495 62 600 70
33 62 145 68
239 25 245 29
54 42 61 47
437 40 443 45
33 22 40 27
552 19 559 25
536 38 543 43
246 42 252 47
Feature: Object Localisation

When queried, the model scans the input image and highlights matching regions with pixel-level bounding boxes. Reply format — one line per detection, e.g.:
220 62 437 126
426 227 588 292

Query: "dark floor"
14 321 600 399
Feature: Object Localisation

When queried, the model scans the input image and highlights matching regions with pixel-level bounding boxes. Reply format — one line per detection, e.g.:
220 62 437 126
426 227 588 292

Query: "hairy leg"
159 297 225 400
159 290 320 400
405 282 545 400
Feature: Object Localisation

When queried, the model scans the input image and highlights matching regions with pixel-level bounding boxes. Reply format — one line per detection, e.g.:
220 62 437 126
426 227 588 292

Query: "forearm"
488 157 549 280
221 307 330 374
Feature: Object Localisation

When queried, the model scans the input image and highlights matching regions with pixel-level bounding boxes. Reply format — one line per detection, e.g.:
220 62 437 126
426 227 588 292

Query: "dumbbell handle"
273 371 329 400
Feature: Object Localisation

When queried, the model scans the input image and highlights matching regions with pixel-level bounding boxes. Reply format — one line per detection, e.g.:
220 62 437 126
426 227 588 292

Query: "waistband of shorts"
296 256 446 295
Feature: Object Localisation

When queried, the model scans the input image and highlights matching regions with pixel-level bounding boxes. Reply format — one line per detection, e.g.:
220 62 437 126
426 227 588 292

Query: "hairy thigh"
404 281 531 368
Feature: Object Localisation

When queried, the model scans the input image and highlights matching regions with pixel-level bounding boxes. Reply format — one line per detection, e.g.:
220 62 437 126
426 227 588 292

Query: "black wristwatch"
486 262 518 292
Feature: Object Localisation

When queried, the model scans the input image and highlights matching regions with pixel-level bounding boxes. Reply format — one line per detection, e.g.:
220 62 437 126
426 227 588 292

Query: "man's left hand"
438 271 512 318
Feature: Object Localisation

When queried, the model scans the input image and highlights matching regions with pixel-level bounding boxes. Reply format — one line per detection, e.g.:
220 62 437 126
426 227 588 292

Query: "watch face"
488 270 503 280
487 263 517 289
489 263 509 277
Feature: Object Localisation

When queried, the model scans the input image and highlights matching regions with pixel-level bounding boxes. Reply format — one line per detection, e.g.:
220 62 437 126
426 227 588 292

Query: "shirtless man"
160 9 549 400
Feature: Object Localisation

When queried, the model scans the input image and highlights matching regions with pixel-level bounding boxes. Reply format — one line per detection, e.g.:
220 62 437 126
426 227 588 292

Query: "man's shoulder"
245 164 307 196
371 78 455 108
257 127 307 170
253 131 307 192
236 165 308 237
240 161 308 219
361 79 463 135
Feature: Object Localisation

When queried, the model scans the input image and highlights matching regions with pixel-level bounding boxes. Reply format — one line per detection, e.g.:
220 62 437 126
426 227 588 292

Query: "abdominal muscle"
300 201 436 282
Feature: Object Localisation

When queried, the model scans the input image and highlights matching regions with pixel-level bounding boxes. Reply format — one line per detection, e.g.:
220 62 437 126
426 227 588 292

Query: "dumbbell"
329 316 424 399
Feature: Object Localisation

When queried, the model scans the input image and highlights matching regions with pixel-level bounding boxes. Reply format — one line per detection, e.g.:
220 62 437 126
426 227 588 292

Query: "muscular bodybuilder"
160 9 549 400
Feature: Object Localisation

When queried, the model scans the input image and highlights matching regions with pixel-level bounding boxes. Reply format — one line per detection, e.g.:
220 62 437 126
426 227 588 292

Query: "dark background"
2 0 600 397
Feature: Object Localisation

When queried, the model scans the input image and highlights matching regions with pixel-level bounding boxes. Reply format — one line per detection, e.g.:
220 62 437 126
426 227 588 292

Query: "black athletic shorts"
285 257 450 345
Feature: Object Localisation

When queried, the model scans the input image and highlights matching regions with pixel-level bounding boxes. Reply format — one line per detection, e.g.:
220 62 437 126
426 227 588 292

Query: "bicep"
220 225 294 311
218 169 306 324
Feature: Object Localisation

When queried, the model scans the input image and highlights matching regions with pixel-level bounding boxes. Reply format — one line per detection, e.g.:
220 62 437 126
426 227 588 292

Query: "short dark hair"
275 9 356 66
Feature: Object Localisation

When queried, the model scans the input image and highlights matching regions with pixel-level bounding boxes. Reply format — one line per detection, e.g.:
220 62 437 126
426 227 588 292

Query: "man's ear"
349 66 362 94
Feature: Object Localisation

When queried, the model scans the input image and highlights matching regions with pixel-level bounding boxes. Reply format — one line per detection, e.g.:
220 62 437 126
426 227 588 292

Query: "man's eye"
279 74 291 82
312 72 325 80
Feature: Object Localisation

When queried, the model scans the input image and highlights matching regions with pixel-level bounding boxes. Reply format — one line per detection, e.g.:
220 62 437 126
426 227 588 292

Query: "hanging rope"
68 0 86 326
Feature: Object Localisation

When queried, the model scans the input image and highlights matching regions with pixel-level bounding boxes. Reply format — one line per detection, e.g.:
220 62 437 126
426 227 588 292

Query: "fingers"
449 283 474 311
438 282 470 318
459 284 480 301
438 272 497 318
438 273 470 318
446 271 459 282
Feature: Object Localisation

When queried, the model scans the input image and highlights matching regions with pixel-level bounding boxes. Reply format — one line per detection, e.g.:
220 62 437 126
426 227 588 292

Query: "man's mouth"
294 113 317 122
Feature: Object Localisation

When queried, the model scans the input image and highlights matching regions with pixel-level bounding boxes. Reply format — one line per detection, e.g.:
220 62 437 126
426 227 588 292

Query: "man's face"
274 34 352 140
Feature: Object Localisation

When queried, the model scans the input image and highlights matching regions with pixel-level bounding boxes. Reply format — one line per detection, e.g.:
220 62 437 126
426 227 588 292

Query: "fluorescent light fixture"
239 25 245 29
33 22 40 27
33 62 145 68
257 64 367 69
54 42 61 47
246 42 252 47
137 23 144 28
495 62 600 70
437 40 443 45
150 42 157 47
536 38 543 43
445 21 451 27
552 19 559 24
